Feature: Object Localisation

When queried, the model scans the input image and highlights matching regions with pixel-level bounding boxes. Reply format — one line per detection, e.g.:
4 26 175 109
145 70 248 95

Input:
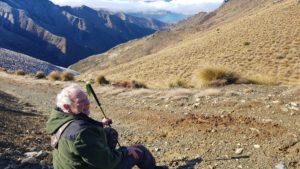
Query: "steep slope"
0 0 169 67
76 0 300 87
0 48 74 75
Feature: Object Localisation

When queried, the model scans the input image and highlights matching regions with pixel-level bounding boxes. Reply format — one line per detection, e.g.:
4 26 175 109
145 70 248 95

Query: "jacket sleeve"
74 127 128 169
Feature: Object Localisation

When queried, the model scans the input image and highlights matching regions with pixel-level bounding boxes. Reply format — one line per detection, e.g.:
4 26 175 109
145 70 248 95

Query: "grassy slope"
78 0 300 88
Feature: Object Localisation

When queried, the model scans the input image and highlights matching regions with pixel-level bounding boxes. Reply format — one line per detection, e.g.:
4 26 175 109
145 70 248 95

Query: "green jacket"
46 108 128 169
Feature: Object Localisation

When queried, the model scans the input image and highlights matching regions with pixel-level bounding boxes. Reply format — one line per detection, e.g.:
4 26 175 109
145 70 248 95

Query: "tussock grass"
35 71 45 79
194 67 240 87
61 71 74 81
169 79 190 88
47 71 61 81
96 75 110 85
113 80 147 89
15 70 25 76
243 42 251 46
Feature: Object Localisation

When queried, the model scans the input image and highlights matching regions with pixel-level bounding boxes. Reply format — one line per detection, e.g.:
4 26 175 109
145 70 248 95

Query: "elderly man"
46 84 167 169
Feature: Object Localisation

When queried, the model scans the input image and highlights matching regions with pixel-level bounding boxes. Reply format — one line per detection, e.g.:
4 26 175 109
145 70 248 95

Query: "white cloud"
50 0 223 15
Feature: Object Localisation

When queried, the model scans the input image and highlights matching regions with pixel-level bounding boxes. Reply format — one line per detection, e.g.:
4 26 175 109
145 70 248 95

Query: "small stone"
266 105 271 108
24 151 38 157
275 162 287 169
281 107 289 112
254 144 261 149
235 148 244 155
238 165 243 169
154 148 160 152
21 157 38 165
36 150 48 158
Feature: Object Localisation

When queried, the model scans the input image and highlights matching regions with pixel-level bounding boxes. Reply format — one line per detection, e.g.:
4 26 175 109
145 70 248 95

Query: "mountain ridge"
0 0 170 67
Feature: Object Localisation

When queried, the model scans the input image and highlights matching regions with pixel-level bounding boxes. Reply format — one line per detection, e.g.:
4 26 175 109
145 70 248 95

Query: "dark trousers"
104 128 157 169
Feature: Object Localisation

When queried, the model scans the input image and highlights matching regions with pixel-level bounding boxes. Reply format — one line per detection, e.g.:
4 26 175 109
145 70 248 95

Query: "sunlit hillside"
74 0 300 88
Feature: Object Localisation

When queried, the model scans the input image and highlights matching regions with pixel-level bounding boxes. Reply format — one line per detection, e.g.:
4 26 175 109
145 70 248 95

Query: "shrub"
169 79 190 88
35 71 45 79
195 67 240 87
243 42 251 46
131 80 147 89
113 80 147 89
47 71 61 81
0 67 6 71
96 75 110 85
61 71 74 81
15 69 25 76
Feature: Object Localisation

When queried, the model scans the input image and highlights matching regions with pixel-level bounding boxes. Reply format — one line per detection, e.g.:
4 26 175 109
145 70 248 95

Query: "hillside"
73 0 300 88
0 48 69 75
0 0 169 67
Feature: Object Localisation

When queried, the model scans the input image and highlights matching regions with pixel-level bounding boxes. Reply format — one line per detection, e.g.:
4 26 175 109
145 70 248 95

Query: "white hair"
56 84 83 113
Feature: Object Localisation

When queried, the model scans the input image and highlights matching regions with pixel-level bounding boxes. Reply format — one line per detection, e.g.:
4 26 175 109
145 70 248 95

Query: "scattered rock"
286 102 299 111
275 162 287 169
235 148 244 155
21 157 38 165
254 144 261 149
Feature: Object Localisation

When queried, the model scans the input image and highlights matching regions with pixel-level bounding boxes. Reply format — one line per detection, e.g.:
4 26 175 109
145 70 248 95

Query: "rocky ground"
0 71 299 169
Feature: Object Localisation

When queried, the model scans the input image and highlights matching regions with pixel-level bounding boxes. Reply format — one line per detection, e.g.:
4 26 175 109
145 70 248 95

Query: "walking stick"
86 81 121 147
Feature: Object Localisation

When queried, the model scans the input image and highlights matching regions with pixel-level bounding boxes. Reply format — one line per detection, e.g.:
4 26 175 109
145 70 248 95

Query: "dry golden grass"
15 70 25 76
47 71 61 81
77 0 300 88
60 71 74 81
96 75 110 85
194 67 240 87
35 71 45 79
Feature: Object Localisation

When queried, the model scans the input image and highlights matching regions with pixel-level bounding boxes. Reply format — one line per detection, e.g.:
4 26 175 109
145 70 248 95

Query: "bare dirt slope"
74 0 300 87
0 72 300 168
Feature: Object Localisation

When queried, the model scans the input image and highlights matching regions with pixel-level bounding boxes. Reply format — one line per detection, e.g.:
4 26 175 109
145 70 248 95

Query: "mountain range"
127 10 188 23
0 0 170 67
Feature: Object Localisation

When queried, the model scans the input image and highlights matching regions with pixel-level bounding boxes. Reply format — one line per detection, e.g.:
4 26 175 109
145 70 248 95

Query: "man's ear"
63 104 71 112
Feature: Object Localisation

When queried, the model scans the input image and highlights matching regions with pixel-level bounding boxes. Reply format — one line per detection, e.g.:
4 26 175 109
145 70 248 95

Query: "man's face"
69 90 90 115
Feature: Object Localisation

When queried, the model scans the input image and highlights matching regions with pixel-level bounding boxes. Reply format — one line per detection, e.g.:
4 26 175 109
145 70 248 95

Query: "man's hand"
101 118 112 126
127 146 142 159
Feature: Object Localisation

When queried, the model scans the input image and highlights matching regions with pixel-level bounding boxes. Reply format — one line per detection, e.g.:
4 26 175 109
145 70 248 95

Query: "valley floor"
0 71 299 169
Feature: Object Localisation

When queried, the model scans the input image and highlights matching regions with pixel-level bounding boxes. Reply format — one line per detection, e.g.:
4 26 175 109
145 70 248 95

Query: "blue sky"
50 0 223 15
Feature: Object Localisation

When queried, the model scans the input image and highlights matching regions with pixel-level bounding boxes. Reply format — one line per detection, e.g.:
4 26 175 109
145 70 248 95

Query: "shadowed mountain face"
0 0 169 67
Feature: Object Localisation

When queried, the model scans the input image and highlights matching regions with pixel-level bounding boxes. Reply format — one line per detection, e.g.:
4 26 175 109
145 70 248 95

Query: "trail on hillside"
0 72 299 168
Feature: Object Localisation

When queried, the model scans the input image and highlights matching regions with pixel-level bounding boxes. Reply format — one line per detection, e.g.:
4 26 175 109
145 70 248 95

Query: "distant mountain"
127 10 188 23
0 0 169 67
0 48 71 75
